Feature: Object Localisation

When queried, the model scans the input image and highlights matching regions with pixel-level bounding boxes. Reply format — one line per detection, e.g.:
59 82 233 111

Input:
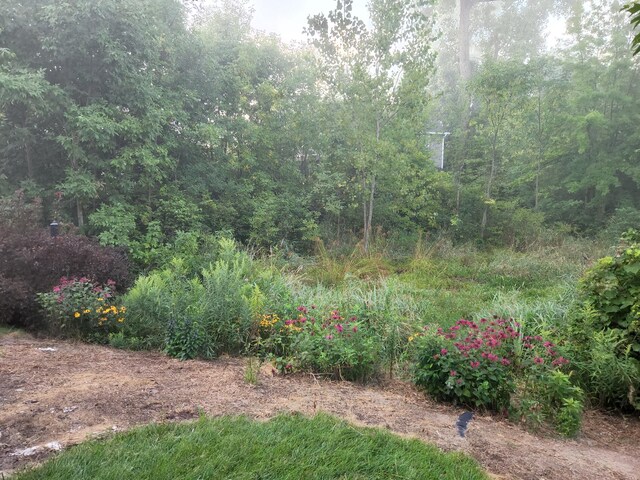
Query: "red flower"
534 357 544 365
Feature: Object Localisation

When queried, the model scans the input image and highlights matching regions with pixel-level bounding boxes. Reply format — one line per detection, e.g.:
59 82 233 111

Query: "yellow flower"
83 309 91 314
117 318 124 323
120 306 126 313
98 298 104 302
74 312 81 318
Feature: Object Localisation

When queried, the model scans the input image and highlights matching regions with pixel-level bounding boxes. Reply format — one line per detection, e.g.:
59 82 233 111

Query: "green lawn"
15 414 489 480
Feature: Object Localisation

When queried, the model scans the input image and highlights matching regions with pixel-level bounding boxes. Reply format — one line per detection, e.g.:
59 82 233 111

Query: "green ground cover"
14 414 489 480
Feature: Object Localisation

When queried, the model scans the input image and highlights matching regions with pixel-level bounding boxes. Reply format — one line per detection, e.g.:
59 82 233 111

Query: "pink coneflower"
335 324 344 333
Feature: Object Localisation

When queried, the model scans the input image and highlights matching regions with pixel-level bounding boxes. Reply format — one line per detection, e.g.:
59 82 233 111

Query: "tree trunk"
25 141 33 179
363 176 369 251
459 0 496 80
76 199 84 228
480 131 498 239
535 87 544 210
459 0 474 81
363 118 382 253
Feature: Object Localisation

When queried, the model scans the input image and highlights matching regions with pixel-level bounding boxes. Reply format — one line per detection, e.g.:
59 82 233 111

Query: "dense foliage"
580 229 640 355
413 317 583 436
0 193 129 328
1 0 638 255
1 0 639 441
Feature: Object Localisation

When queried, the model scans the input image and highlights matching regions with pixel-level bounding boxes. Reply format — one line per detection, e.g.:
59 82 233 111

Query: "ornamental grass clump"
413 316 582 436
37 277 126 341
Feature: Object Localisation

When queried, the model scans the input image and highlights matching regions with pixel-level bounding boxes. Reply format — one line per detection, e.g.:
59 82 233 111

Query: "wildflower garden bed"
2 333 639 480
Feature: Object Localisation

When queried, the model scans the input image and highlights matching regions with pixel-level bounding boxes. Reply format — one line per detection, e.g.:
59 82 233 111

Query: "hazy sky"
249 1 566 48
250 0 370 43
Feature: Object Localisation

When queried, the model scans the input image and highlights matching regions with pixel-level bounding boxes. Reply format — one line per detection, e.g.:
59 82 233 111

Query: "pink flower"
440 348 448 355
352 326 358 333
297 306 308 314
534 357 544 365
335 324 344 333
325 335 334 340
470 361 480 369
552 357 569 366
501 358 511 366
450 370 457 376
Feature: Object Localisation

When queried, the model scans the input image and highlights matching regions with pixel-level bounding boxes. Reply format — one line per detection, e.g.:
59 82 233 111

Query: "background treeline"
1 0 639 259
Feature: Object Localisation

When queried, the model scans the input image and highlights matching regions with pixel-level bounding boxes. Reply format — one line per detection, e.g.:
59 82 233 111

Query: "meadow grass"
292 240 596 332
0 324 17 336
14 414 489 480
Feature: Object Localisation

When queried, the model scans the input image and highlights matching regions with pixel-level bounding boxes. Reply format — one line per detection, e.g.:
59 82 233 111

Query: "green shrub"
200 259 253 354
513 370 583 437
563 309 640 410
580 229 640 356
122 236 294 359
413 319 520 410
121 271 171 349
255 306 381 382
413 317 581 435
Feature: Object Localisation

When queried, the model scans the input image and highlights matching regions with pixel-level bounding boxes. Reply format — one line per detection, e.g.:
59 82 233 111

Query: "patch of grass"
0 324 17 336
14 414 489 480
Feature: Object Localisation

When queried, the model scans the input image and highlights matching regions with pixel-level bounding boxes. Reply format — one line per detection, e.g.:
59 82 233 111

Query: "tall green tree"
307 0 437 251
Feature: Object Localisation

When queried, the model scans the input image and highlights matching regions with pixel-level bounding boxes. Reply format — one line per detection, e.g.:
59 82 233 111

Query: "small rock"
37 347 57 352
10 446 41 457
63 406 78 413
45 441 62 451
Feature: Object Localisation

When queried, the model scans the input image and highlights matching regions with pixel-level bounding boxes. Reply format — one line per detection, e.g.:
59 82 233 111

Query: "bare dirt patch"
1 333 639 479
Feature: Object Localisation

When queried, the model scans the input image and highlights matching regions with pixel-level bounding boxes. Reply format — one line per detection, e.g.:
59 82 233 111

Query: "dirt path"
1 333 639 480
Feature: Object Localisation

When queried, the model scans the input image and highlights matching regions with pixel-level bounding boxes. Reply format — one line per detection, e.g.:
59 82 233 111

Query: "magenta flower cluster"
433 317 569 371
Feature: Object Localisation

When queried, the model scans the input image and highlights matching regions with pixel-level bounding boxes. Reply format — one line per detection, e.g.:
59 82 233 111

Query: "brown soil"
1 332 639 480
